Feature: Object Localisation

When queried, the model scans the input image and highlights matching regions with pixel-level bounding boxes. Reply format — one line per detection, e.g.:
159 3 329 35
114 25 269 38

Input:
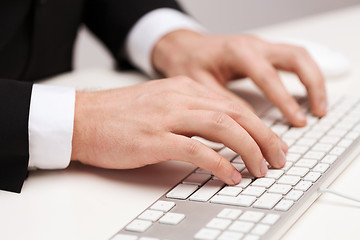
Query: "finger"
187 69 256 112
167 134 242 185
170 110 268 177
182 96 287 168
267 43 328 117
242 56 307 127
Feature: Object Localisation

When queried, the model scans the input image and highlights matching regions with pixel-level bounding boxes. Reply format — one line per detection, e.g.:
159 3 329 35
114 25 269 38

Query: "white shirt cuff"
28 84 75 169
126 8 205 78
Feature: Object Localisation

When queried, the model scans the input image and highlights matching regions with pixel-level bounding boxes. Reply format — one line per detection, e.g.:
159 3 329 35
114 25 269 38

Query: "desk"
1 5 360 240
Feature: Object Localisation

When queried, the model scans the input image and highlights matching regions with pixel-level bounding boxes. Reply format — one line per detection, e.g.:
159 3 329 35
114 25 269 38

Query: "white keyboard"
111 96 360 240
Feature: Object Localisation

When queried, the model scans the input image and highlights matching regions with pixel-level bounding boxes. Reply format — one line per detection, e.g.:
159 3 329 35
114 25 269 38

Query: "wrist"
152 29 205 76
71 91 92 162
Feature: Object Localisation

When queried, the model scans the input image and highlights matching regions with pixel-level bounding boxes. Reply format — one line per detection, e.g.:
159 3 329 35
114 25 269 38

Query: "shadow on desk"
27 160 196 192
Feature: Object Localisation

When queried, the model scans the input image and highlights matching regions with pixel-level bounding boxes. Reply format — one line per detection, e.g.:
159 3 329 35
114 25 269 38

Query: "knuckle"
264 131 279 147
295 46 310 57
291 46 310 64
213 155 226 173
228 102 244 115
258 68 278 85
186 140 202 156
210 112 230 127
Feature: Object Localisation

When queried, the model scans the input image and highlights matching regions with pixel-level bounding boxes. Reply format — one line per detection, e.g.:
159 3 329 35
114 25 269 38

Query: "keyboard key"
217 208 242 220
282 128 304 140
285 190 303 201
294 181 312 191
319 136 340 145
304 131 324 140
239 211 265 222
306 114 319 125
274 199 294 211
251 223 270 235
228 221 255 233
217 231 244 240
206 217 232 230
232 155 244 163
232 163 246 172
286 153 301 162
218 186 242 197
251 178 275 188
235 178 252 188
241 186 266 197
183 173 211 185
211 195 256 207
328 129 347 137
150 201 175 212
304 172 321 182
166 184 198 200
159 212 185 225
268 183 292 194
240 169 256 179
330 146 346 156
253 193 282 210
271 124 288 136
278 175 301 186
295 159 317 168
112 234 138 240
296 138 317 147
338 139 353 148
189 180 224 202
261 214 280 225
286 167 309 177
312 124 332 132
125 220 152 233
282 137 295 147
281 162 293 171
304 151 326 160
288 145 309 154
194 228 221 240
218 147 237 161
243 235 260 240
138 210 163 222
265 169 284 179
312 163 330 173
321 155 338 164
346 131 360 140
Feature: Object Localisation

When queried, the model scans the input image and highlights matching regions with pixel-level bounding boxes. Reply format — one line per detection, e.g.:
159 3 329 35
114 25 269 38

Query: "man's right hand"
71 76 287 185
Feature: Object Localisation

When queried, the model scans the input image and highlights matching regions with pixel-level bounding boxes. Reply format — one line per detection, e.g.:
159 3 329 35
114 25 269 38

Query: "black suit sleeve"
83 0 183 69
0 79 33 193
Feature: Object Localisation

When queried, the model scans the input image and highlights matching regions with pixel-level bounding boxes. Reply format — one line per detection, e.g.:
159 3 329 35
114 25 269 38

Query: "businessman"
0 0 326 193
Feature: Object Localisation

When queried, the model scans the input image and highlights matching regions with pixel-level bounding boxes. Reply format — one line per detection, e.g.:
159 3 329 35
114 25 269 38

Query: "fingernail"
320 99 328 114
279 138 288 153
260 160 268 176
232 170 242 184
296 110 306 123
278 149 286 166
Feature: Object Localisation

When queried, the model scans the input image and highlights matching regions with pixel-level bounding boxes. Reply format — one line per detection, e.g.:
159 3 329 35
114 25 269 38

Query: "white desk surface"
1 5 360 240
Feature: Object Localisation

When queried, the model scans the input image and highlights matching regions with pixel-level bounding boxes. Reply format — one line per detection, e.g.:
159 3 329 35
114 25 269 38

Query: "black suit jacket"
0 0 182 193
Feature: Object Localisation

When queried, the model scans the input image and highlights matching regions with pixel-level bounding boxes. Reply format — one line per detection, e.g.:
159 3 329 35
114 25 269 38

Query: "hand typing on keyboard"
71 34 331 189
72 76 288 185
